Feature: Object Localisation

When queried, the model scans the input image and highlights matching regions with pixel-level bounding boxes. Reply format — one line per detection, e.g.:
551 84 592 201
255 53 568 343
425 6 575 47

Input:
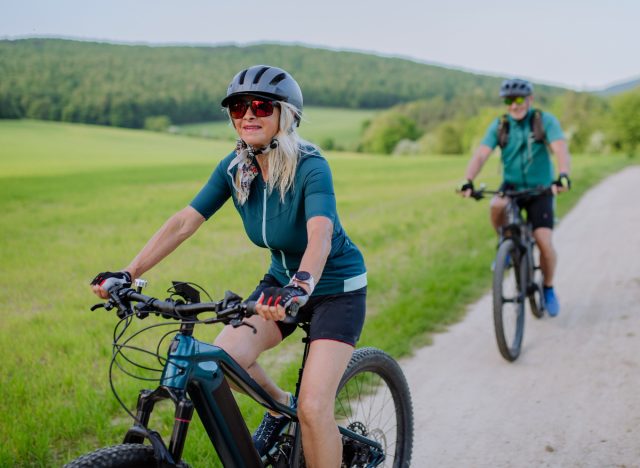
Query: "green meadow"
0 120 633 466
174 106 378 151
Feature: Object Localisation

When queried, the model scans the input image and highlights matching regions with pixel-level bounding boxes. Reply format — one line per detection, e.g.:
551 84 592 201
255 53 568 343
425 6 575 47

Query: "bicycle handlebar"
92 282 303 327
469 185 553 201
91 283 257 324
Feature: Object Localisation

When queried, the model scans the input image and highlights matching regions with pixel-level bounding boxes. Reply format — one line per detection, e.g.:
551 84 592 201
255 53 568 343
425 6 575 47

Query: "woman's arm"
124 205 206 279
295 215 333 293
91 206 206 299
255 215 332 321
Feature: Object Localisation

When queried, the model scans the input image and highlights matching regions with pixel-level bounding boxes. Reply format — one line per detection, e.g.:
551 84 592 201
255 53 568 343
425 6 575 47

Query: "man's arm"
549 139 571 175
460 144 493 196
549 139 571 193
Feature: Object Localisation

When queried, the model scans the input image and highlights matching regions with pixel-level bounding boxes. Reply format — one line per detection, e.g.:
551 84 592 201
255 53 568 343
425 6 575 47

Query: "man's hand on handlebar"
458 179 475 198
552 172 571 195
256 285 309 322
90 271 132 299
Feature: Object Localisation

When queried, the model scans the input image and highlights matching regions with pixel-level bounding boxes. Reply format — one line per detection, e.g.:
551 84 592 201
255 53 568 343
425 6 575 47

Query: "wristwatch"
290 271 315 294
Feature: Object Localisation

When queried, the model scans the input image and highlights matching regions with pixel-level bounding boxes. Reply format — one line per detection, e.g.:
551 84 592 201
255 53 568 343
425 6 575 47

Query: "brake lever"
230 318 257 334
288 302 300 318
90 300 115 312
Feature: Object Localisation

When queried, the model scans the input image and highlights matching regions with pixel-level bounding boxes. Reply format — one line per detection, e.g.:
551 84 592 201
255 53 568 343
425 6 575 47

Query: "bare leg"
214 315 290 411
533 227 556 287
298 339 354 468
489 195 509 233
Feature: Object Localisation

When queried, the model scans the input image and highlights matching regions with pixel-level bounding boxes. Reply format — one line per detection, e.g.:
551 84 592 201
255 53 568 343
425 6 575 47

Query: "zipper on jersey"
261 185 271 249
261 185 290 278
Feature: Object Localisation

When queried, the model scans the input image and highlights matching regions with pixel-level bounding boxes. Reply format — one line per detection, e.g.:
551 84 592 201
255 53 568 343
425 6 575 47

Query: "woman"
90 65 367 467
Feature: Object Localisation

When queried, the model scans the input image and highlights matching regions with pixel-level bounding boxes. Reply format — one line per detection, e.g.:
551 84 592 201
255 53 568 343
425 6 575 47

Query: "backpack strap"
498 110 546 148
530 108 546 143
497 114 509 149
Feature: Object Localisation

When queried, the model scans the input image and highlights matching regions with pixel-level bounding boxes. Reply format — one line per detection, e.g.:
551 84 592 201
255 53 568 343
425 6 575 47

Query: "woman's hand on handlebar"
90 271 132 299
256 285 309 321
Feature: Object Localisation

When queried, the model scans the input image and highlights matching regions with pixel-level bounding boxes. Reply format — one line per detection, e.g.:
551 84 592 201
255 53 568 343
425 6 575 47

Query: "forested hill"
0 38 565 128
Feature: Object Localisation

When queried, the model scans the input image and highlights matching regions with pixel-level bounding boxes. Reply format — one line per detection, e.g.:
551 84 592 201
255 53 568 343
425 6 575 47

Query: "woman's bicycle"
471 186 549 362
65 279 413 467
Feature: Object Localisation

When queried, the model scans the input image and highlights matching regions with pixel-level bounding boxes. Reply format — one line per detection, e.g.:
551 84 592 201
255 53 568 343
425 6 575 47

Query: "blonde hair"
231 101 316 204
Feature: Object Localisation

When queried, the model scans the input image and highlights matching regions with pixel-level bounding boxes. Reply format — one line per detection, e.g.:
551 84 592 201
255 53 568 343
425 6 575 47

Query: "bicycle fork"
123 386 193 466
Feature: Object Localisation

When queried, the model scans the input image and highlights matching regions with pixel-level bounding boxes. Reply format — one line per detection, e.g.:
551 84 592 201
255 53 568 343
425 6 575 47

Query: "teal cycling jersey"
481 109 565 189
190 145 367 296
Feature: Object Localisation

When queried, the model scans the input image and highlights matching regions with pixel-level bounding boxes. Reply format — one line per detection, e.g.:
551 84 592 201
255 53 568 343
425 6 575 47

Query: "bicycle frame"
123 330 282 467
119 322 384 467
502 197 529 247
500 195 538 282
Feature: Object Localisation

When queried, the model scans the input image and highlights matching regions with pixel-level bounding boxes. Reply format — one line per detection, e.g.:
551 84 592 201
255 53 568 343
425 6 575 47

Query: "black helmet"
499 78 533 97
221 65 303 115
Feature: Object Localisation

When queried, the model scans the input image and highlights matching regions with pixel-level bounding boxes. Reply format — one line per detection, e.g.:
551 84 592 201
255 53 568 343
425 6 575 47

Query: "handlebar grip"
244 301 257 315
245 300 300 324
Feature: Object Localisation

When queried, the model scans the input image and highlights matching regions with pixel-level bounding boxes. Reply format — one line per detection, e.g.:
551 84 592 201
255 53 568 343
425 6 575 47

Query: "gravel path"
402 166 640 467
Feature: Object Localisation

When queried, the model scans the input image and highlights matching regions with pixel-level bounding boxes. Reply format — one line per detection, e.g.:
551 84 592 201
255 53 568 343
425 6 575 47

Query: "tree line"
360 86 640 156
0 38 563 128
2 38 637 156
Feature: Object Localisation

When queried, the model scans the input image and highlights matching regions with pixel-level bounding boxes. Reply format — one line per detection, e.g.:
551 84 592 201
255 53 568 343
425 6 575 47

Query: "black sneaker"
252 396 296 456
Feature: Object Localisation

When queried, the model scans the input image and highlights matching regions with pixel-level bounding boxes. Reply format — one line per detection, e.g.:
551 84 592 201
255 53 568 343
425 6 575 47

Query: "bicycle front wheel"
64 444 190 468
335 347 413 468
493 239 526 362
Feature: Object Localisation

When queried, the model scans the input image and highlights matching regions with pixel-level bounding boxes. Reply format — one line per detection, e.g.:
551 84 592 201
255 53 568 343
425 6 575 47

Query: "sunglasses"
228 98 278 119
504 96 527 105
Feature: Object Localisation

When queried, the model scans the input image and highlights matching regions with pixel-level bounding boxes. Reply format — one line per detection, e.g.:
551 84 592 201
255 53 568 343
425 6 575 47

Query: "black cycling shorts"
518 192 554 230
500 183 555 230
247 274 366 347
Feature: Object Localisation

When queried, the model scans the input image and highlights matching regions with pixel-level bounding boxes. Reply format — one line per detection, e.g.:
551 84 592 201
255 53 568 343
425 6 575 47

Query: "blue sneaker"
252 395 296 456
543 287 560 317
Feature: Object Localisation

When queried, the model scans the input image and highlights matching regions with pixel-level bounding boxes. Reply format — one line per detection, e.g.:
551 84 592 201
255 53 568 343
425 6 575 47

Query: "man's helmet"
499 78 533 97
221 65 303 116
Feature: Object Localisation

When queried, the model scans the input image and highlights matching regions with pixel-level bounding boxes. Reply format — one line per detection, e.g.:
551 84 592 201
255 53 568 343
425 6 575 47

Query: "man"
460 78 571 316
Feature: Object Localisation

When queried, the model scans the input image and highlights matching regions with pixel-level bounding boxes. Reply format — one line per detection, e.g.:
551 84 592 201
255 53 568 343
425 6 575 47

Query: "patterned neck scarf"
227 138 279 204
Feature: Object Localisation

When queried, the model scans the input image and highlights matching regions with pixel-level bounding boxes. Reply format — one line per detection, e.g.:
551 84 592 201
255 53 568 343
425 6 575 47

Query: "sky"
1 0 638 91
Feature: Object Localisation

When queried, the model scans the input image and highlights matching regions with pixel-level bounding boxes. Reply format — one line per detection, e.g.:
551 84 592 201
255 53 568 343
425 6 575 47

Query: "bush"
434 122 463 155
610 89 640 156
392 138 421 156
360 112 420 154
144 115 172 132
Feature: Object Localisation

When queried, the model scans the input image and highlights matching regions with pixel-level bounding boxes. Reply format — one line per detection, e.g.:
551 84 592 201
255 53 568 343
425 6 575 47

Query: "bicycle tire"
527 251 545 319
493 239 526 362
336 347 413 468
64 443 191 468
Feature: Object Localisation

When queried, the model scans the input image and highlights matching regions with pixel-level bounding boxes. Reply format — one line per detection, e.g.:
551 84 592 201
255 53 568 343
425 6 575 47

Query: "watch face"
295 271 311 281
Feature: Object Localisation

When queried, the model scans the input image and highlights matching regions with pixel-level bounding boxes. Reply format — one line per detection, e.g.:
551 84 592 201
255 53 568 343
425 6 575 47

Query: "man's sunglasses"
228 98 278 119
504 96 527 105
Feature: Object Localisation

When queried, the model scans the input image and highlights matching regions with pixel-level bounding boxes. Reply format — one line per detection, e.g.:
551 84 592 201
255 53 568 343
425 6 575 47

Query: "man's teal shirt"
190 146 367 296
481 109 565 189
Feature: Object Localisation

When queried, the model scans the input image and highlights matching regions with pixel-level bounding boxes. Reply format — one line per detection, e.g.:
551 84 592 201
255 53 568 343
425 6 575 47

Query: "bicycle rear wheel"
493 239 526 362
335 347 413 468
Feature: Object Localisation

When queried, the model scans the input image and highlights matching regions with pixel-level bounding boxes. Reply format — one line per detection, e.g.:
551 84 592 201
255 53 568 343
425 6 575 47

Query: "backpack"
497 109 546 149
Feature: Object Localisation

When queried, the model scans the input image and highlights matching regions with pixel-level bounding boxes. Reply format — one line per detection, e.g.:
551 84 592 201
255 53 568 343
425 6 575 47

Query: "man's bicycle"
471 187 550 362
65 279 413 467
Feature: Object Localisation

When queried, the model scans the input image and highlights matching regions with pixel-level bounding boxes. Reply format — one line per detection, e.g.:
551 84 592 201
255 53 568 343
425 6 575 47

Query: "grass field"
174 106 378 151
0 119 633 466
